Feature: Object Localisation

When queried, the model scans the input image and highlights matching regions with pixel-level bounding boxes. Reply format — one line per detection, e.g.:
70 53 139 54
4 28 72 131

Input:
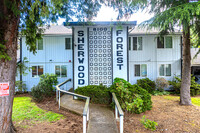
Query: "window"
37 39 43 50
55 65 67 77
129 37 131 50
157 36 172 48
129 37 143 50
159 64 171 76
32 65 43 77
135 64 147 77
65 38 71 49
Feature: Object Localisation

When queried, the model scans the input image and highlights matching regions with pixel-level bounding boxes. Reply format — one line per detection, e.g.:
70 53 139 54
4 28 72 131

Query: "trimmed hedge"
137 78 156 94
75 84 111 104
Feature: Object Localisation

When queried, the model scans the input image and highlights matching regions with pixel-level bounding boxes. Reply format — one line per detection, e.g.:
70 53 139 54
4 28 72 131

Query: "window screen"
157 37 164 48
159 64 165 76
129 37 131 50
165 36 172 48
138 37 142 50
61 65 67 77
166 64 171 76
65 38 71 49
133 37 137 50
38 39 43 50
141 64 147 77
55 66 60 77
32 66 37 77
135 65 140 76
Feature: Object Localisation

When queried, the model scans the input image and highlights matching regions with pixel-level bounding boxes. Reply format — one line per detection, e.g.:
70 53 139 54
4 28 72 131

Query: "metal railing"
112 93 124 133
56 79 90 133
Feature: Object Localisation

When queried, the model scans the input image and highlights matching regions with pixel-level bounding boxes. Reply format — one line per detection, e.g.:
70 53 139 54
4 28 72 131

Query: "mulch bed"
15 94 83 133
124 96 200 133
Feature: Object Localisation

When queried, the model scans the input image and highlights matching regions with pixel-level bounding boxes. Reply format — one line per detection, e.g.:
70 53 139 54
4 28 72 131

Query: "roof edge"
64 21 137 26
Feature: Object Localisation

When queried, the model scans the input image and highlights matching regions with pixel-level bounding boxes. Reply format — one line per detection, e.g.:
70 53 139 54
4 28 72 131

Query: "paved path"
60 95 118 133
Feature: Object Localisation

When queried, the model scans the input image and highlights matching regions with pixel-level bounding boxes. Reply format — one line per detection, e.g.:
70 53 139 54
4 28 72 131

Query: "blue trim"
64 21 137 26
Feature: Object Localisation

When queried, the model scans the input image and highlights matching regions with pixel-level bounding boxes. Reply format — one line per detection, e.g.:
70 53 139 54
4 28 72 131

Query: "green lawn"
13 97 64 128
164 95 200 106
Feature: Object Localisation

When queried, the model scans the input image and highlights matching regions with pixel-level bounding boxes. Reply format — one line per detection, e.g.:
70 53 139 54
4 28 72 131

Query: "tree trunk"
0 0 20 132
180 27 192 105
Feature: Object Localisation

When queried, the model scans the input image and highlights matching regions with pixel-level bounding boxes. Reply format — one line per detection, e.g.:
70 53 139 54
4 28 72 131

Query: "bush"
31 73 58 102
168 76 181 94
31 85 43 102
141 115 158 131
169 75 200 96
39 74 58 96
137 78 156 94
75 84 111 104
155 77 169 91
110 78 152 114
15 81 27 93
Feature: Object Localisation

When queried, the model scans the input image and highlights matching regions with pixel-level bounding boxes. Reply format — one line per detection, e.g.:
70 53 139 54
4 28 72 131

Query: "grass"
13 97 64 128
164 95 200 106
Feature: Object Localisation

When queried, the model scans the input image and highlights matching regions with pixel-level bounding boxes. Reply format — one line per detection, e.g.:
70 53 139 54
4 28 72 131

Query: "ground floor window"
134 64 147 77
159 64 171 76
32 65 43 77
55 65 67 77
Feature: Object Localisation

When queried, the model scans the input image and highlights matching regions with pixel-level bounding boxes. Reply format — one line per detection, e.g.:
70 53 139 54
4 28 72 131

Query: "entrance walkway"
60 95 118 133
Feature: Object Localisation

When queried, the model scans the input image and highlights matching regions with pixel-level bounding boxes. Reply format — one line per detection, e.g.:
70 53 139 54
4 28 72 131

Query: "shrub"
15 81 27 93
110 78 152 114
155 77 169 91
31 85 43 102
141 115 158 131
75 84 111 104
39 74 58 96
168 76 181 94
137 78 156 94
169 75 200 96
31 73 58 102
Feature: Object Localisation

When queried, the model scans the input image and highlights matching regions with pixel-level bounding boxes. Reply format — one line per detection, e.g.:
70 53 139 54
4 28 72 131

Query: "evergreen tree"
0 0 102 132
110 0 200 105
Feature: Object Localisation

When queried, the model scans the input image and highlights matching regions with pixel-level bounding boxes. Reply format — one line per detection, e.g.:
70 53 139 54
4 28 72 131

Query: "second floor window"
65 38 71 49
55 65 67 77
129 37 143 51
157 36 172 48
32 65 43 77
37 39 43 50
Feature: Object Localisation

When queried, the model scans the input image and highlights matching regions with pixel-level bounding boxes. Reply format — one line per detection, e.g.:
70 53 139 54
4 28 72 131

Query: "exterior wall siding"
20 34 181 91
21 35 73 91
129 35 181 84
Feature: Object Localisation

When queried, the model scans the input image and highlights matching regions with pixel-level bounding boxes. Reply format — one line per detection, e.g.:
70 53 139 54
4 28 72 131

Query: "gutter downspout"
20 37 22 83
181 36 183 78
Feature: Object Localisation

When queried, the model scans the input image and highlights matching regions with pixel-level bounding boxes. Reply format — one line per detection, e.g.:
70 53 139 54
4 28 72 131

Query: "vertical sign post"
0 82 9 96
74 27 88 90
112 26 128 80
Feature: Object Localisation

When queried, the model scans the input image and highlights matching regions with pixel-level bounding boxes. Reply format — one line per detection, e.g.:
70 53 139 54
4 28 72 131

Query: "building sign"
0 82 9 96
113 26 128 80
74 27 88 89
73 25 128 89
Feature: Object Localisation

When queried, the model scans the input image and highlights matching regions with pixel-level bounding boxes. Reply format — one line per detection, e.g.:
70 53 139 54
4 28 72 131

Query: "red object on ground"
0 82 9 96
69 60 71 62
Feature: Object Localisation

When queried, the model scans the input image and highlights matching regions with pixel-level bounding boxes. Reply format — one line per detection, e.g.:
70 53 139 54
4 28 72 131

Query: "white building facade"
19 23 182 91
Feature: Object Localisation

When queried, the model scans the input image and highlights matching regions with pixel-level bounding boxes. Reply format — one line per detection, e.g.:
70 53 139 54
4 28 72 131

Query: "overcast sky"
57 6 154 25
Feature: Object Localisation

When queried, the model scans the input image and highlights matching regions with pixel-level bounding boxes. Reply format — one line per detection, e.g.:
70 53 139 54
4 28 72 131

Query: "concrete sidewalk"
60 95 118 133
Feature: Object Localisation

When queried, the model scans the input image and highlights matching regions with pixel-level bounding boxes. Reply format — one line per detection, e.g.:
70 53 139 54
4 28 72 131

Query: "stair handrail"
112 92 124 133
56 79 90 133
